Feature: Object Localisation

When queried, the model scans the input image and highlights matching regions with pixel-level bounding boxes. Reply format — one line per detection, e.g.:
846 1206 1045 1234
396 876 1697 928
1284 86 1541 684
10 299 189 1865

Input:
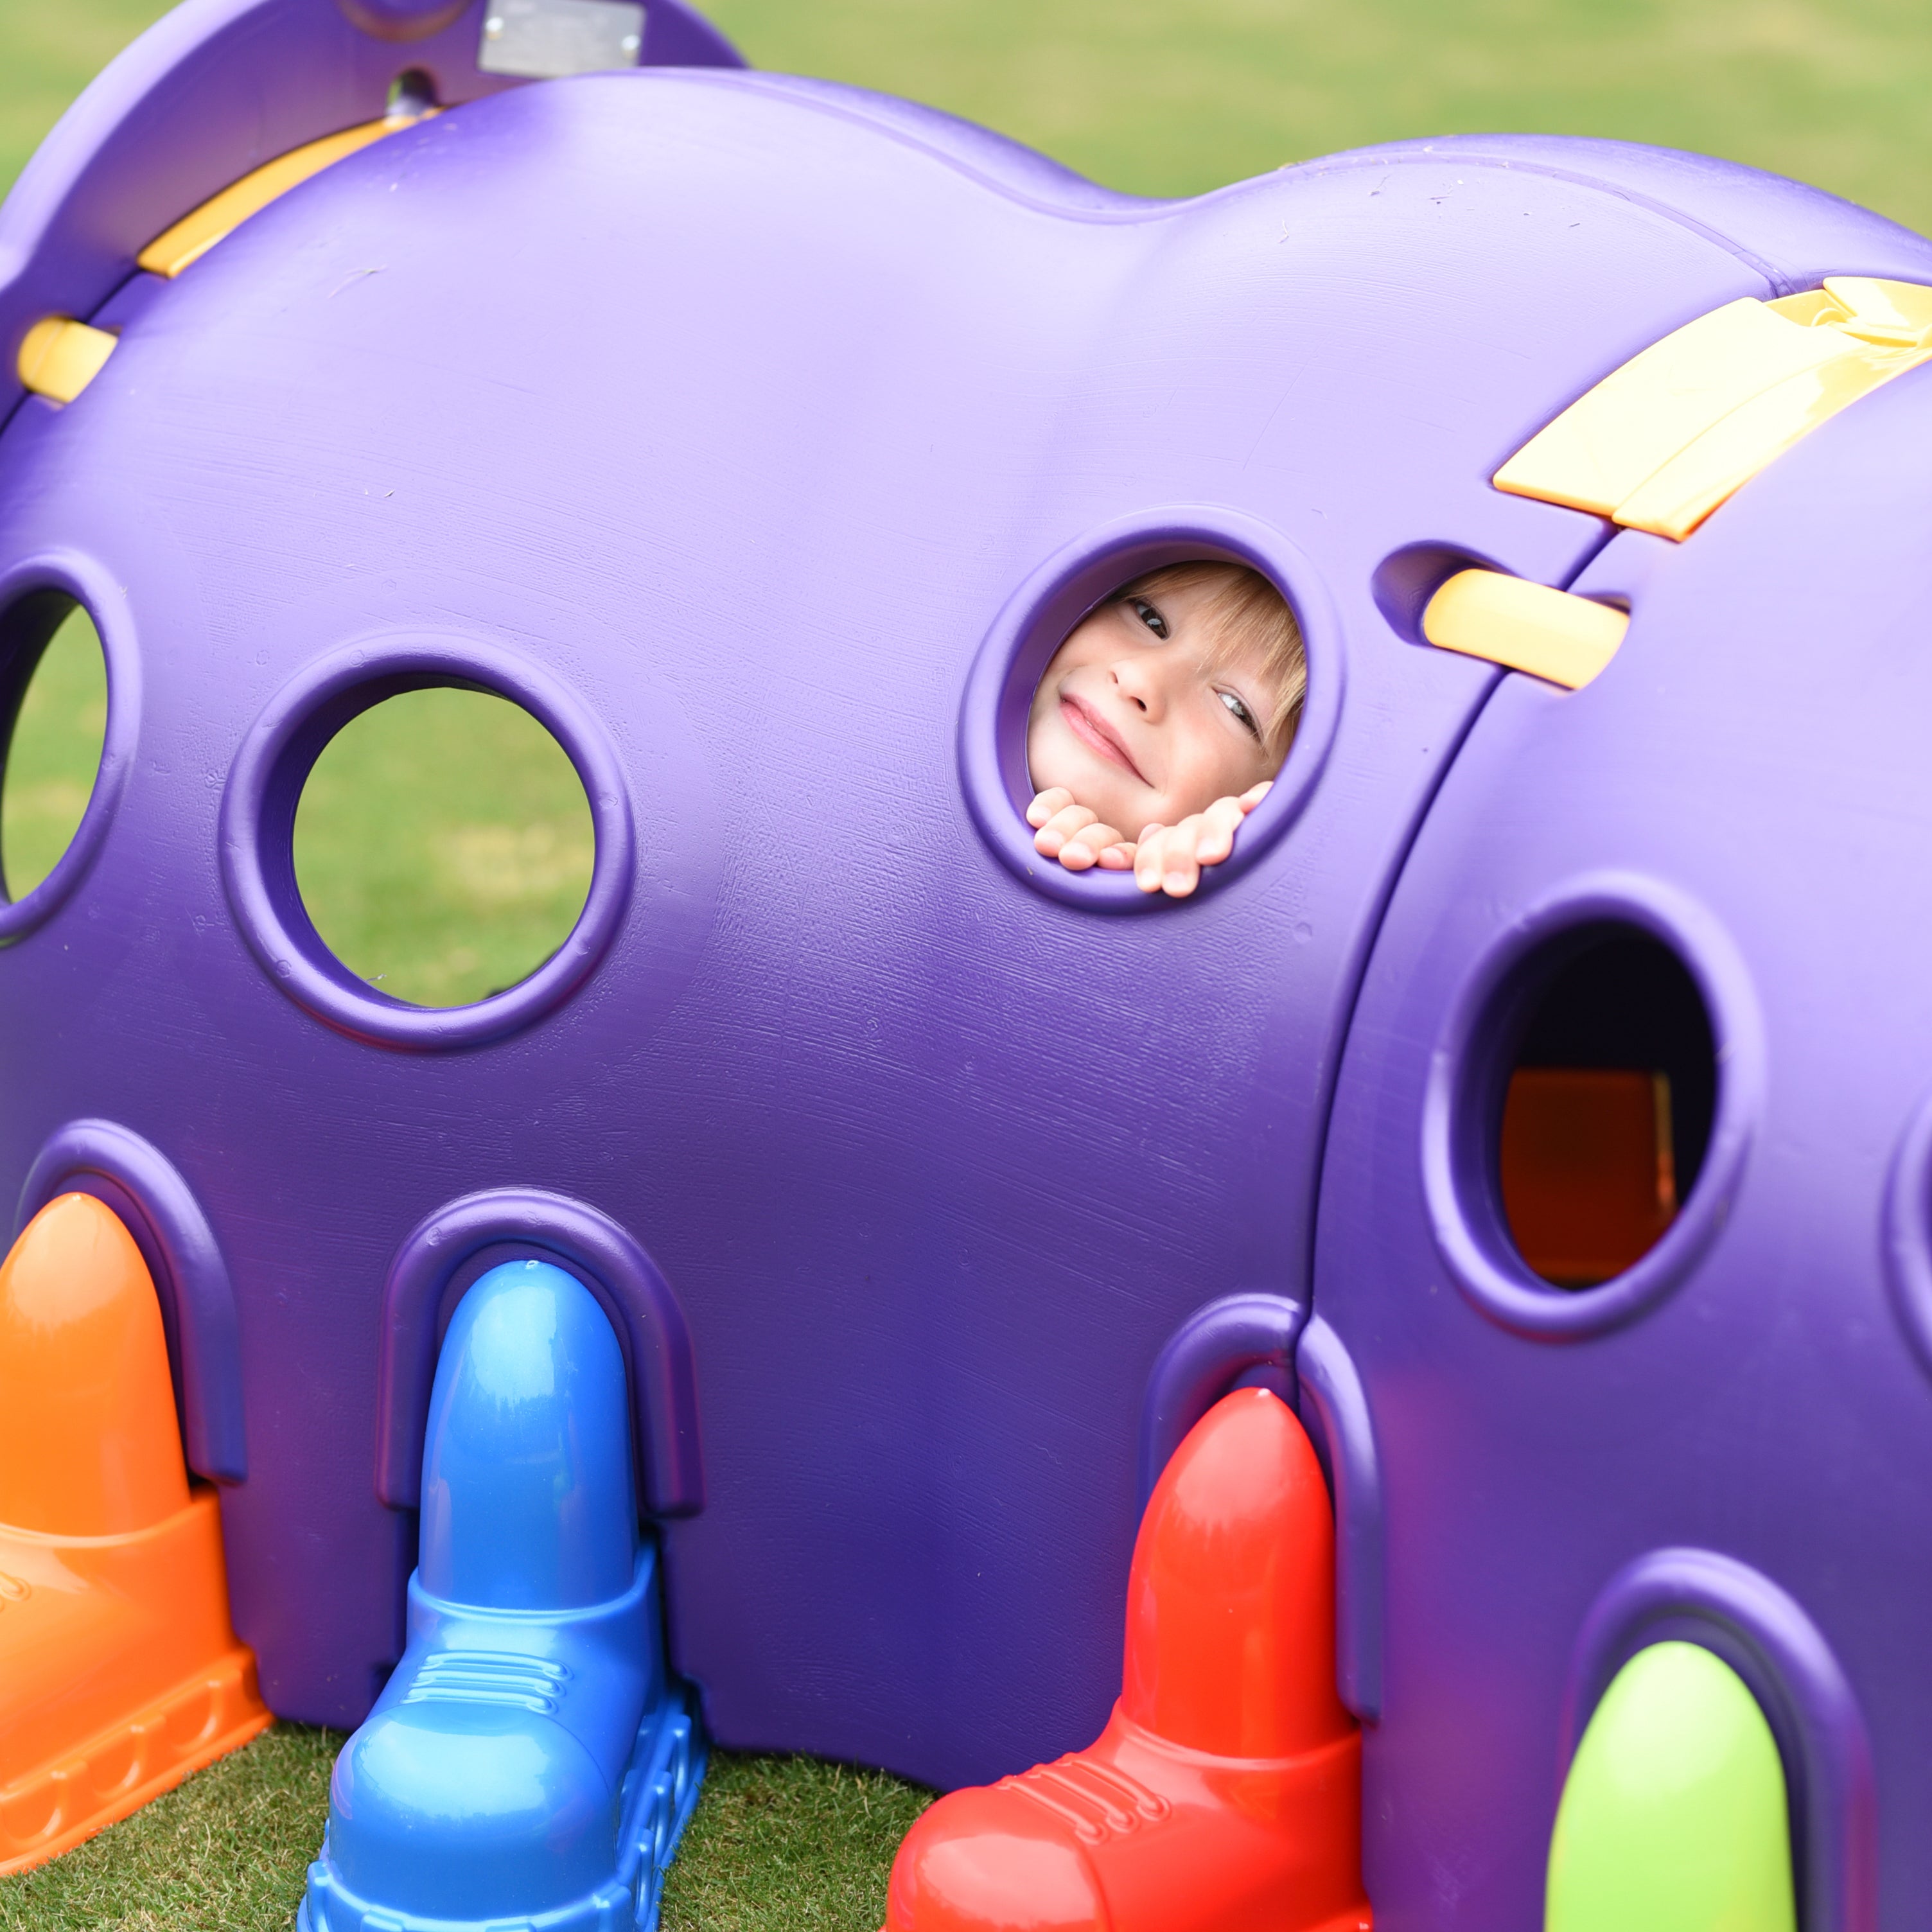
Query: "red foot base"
880 1389 1373 1932
884 1702 1369 1932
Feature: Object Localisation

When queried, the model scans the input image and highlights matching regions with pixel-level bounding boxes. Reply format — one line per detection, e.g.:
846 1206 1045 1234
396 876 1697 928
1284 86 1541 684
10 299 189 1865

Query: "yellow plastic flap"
1615 347 1906 540
1493 301 1848 516
1820 275 1932 346
1421 570 1628 690
15 318 117 403
1495 277 1932 539
136 108 435 278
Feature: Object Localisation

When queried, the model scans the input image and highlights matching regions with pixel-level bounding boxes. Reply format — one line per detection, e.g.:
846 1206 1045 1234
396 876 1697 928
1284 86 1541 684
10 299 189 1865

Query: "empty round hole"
292 687 593 1009
1 597 107 903
1495 927 1716 1289
387 67 437 116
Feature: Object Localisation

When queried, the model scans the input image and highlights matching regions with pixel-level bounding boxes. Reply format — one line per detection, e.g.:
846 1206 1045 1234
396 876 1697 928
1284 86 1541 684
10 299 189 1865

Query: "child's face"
1026 577 1285 836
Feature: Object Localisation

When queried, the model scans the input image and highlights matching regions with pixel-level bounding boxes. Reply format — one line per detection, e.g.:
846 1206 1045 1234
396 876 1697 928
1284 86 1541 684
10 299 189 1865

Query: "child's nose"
1109 658 1164 719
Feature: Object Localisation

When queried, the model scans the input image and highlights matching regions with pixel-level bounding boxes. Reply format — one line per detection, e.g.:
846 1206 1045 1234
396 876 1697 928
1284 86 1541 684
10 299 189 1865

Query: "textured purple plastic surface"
0 0 741 426
6 3 1932 1911
1315 362 1932 1926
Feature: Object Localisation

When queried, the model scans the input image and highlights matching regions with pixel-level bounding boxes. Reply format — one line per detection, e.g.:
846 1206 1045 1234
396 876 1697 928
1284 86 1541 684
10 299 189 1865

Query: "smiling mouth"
1060 694 1149 785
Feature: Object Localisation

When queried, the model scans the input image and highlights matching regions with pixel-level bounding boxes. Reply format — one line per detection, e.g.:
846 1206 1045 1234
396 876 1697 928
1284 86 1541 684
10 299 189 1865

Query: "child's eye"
1128 599 1170 639
1219 690 1261 738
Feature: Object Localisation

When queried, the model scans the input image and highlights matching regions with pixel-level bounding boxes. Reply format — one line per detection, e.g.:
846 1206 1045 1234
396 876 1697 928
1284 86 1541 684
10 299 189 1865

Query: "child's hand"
1028 787 1136 872
1132 782 1273 897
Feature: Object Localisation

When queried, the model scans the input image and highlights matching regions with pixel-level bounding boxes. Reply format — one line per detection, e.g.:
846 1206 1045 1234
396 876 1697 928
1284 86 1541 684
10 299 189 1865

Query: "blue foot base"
300 1262 709 1932
301 1674 705 1932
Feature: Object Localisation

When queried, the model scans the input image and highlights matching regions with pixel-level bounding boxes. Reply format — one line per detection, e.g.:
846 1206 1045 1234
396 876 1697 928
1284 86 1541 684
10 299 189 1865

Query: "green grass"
5 0 1932 1921
0 1728 340 1932
8 0 1932 227
0 1729 929 1931
0 605 107 900
707 0 1932 234
293 689 593 1008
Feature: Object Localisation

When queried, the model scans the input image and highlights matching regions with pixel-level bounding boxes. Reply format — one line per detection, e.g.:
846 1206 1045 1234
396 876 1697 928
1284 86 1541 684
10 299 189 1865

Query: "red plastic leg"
883 1388 1371 1932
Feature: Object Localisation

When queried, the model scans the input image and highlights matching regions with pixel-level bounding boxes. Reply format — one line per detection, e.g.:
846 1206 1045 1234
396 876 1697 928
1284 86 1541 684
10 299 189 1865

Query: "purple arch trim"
1295 1314 1384 1723
220 631 635 1050
1137 1295 1382 1723
17 1118 247 1484
376 1187 702 1517
1565 1548 1877 1932
1137 1291 1306 1506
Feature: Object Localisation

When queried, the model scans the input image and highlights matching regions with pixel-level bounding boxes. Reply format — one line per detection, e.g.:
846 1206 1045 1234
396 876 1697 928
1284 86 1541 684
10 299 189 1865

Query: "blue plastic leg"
301 1260 707 1932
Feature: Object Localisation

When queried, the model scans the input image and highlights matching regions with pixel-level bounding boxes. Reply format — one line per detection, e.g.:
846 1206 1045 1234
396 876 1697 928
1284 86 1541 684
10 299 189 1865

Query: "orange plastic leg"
0 1194 270 1874
883 1388 1372 1932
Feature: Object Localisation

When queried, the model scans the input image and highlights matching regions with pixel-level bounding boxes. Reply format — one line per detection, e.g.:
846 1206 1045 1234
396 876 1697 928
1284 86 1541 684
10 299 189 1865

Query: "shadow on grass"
0 1725 933 1932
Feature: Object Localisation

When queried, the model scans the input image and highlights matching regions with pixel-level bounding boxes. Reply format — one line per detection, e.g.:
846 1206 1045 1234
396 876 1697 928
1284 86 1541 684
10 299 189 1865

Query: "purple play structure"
5 0 1932 1924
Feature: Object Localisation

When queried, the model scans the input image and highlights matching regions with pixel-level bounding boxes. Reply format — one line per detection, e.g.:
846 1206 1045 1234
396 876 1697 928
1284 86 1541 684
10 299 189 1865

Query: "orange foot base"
883 1387 1372 1932
0 1195 272 1874
0 1614 270 1873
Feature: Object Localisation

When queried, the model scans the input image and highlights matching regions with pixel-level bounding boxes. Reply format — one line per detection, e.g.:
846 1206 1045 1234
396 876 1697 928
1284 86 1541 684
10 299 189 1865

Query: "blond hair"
1114 562 1306 757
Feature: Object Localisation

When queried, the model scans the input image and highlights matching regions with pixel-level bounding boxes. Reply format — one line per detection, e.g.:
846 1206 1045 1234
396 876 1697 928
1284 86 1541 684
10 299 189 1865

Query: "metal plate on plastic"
479 0 646 80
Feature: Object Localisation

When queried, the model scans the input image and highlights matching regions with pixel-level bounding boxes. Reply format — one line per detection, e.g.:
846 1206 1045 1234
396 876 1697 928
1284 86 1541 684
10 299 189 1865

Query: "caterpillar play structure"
4 2 1932 1928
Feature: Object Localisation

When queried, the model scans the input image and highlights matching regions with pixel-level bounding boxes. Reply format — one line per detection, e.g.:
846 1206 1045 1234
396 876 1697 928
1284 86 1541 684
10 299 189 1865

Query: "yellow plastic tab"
1495 277 1932 540
15 319 118 404
1422 570 1628 690
136 107 435 277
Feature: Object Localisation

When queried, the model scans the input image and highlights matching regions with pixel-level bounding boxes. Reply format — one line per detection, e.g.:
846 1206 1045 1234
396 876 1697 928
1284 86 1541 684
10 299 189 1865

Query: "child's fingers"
1133 824 1200 897
1027 787 1075 829
1033 804 1097 857
1195 796 1246 864
1058 830 1110 870
1159 816 1207 897
1096 841 1136 869
1059 819 1128 870
1134 830 1169 893
1238 780 1274 812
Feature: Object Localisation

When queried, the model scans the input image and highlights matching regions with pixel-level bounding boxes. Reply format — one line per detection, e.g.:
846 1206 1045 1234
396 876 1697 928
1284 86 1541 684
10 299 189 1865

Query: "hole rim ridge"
957 504 1344 911
220 629 633 1049
1421 870 1762 1341
0 550 137 943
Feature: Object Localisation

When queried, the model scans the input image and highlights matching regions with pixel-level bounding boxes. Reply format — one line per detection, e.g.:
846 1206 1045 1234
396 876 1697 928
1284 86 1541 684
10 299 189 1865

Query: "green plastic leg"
1545 1640 1797 1932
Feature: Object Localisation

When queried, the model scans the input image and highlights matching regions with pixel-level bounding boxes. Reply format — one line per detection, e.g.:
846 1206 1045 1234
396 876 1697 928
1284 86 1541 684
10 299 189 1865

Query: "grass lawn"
4 0 1932 1923
0 1730 929 1931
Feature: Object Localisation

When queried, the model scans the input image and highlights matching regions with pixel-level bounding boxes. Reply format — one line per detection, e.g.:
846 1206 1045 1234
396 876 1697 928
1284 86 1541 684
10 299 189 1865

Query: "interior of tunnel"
1497 929 1717 1289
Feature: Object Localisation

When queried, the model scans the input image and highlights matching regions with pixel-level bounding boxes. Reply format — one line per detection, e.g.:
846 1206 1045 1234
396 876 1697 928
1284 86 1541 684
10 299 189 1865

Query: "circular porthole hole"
1489 926 1717 1290
387 67 437 116
0 593 107 904
1022 558 1307 855
292 686 594 1009
960 512 1342 909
